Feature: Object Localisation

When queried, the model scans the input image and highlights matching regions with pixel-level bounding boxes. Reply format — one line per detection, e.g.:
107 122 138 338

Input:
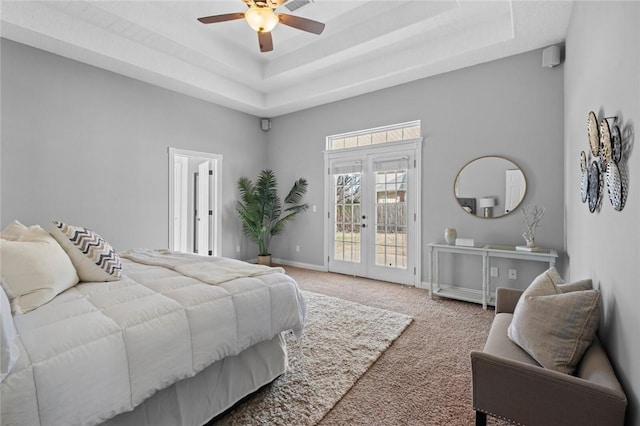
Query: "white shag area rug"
214 290 413 425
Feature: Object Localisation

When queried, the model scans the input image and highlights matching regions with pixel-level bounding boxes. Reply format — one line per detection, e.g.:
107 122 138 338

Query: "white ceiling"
0 0 574 117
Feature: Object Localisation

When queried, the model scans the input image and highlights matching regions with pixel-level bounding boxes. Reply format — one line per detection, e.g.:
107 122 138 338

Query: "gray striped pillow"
50 221 122 282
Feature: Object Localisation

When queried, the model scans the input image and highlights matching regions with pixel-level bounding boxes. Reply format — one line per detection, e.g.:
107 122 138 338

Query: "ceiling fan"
197 0 325 53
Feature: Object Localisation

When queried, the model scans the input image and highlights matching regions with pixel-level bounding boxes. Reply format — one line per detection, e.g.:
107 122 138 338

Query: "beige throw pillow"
0 226 79 314
507 268 600 375
0 220 29 241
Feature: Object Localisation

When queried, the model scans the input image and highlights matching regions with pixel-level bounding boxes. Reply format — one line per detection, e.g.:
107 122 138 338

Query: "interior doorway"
168 148 222 256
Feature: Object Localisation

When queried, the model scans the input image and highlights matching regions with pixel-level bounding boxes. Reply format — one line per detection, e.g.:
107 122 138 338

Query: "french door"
326 142 420 285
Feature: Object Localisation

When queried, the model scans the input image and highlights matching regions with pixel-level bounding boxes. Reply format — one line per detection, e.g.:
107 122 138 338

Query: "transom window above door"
327 121 421 151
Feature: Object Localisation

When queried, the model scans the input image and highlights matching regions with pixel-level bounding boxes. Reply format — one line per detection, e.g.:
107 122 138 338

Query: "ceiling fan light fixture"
244 6 279 32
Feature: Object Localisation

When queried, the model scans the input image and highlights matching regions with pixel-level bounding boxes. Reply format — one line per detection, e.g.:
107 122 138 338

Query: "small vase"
444 228 457 245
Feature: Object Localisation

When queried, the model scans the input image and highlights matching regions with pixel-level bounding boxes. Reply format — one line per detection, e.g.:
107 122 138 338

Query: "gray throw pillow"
507 268 600 375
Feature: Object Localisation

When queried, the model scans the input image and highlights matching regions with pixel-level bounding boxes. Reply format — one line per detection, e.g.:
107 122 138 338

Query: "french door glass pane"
374 169 407 269
334 172 361 263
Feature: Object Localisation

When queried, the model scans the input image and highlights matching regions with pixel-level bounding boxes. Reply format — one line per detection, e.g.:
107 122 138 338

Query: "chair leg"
475 410 487 426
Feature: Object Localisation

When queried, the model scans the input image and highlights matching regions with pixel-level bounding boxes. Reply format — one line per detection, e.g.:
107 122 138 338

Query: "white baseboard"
271 258 326 272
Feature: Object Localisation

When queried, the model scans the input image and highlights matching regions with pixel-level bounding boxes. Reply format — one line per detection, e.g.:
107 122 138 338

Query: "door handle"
361 223 366 228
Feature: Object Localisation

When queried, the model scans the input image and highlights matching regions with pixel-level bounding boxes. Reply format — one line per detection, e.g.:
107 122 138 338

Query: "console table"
427 243 558 309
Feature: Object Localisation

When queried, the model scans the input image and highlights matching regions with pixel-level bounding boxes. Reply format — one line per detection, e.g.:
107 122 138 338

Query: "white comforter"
1 254 306 426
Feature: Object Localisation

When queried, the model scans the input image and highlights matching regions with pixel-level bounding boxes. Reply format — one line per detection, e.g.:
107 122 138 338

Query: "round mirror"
454 156 526 218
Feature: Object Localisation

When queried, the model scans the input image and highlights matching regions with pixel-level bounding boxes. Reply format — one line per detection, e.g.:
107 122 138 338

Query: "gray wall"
267 47 565 291
564 2 640 423
0 38 266 259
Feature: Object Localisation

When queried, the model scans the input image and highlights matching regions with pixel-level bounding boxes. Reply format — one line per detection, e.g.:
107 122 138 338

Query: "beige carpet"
214 290 413 425
285 267 505 426
216 267 509 425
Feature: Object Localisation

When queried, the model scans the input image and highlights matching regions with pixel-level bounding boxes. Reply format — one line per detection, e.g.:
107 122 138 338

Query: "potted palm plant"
236 169 308 266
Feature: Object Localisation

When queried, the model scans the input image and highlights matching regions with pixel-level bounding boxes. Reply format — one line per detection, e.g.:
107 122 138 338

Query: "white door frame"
172 155 189 252
323 138 422 286
168 148 222 256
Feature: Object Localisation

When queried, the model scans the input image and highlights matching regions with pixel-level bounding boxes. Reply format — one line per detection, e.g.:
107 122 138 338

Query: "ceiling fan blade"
278 13 325 34
272 0 289 7
197 12 245 24
258 31 274 52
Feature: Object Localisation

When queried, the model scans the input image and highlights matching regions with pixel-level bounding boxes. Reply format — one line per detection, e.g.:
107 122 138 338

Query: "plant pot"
257 254 272 266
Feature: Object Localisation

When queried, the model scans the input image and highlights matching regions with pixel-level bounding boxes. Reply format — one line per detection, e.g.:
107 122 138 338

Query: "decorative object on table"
444 228 457 245
520 205 545 249
579 151 588 203
478 197 496 218
455 238 475 247
236 169 308 266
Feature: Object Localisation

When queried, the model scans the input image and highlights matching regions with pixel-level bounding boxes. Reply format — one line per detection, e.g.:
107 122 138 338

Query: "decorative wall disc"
580 151 588 203
588 160 601 213
600 118 612 166
587 111 600 156
606 161 622 210
620 163 629 211
611 124 622 163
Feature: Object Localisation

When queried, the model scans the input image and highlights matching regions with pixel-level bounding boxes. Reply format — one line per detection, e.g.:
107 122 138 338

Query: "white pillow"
0 283 20 381
0 226 79 314
50 221 122 282
0 220 28 241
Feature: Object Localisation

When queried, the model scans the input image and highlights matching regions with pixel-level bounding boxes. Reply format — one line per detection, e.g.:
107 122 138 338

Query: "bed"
0 221 306 426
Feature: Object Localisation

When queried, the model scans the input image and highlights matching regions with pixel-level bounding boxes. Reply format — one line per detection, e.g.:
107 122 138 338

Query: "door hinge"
414 267 416 275
327 255 330 263
414 159 416 168
209 210 213 216
209 170 213 175
328 212 330 219
414 213 417 221
328 167 330 175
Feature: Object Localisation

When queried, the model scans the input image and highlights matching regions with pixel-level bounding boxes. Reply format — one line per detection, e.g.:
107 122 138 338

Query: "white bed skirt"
101 333 287 426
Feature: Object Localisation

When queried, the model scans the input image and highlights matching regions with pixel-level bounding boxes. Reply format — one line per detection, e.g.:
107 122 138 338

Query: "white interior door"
169 148 222 256
196 160 210 255
327 144 419 285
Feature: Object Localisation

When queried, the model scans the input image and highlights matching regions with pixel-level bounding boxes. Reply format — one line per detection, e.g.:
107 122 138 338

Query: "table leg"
429 246 434 299
481 253 488 310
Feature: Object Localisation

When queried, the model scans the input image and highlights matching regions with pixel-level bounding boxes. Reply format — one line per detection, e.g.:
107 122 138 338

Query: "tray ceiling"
0 1 573 117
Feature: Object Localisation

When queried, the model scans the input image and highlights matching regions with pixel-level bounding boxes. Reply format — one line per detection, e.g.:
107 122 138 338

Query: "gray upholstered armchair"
471 287 627 426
